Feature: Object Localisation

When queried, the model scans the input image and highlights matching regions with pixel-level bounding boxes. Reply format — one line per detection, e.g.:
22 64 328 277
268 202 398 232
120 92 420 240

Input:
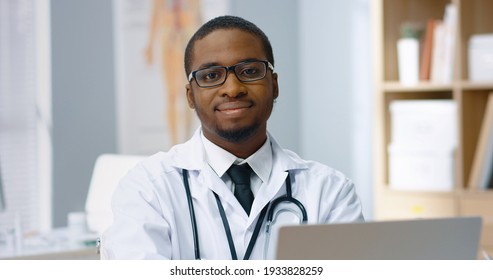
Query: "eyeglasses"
188 60 274 88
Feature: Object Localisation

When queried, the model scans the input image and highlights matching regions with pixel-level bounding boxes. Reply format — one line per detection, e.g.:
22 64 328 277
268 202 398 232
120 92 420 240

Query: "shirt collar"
200 131 272 183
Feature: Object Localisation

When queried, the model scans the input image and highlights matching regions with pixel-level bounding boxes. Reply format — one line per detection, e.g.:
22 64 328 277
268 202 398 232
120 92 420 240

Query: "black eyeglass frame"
188 60 274 88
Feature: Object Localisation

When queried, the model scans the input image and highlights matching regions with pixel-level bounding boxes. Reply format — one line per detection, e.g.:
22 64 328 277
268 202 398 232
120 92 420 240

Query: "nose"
220 70 247 98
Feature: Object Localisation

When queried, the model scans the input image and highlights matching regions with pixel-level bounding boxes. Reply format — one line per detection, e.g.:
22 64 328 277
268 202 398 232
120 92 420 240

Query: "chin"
216 124 260 143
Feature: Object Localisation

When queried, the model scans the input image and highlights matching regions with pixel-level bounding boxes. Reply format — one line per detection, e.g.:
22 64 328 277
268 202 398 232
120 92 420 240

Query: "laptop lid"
275 216 482 260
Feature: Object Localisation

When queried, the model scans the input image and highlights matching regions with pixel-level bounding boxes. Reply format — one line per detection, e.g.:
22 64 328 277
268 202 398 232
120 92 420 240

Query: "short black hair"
184 15 274 76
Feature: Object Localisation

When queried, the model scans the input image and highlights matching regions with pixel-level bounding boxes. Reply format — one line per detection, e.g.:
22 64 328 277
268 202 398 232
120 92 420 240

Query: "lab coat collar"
168 128 207 171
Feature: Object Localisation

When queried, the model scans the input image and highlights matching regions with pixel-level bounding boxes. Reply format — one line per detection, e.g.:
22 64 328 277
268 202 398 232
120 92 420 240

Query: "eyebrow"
196 62 220 69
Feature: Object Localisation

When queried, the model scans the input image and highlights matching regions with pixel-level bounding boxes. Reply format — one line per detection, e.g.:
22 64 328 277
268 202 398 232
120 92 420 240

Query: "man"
102 15 364 260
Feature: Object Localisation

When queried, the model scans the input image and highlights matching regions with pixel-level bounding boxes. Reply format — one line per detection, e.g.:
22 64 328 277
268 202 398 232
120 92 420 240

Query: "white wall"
49 0 373 226
231 0 301 152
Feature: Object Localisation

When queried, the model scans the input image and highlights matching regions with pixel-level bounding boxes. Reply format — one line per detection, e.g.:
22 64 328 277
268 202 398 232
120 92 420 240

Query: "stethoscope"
182 169 307 260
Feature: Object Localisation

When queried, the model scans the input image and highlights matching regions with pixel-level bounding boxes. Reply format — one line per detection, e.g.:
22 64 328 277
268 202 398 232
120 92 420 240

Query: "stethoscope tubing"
266 173 308 230
182 169 201 260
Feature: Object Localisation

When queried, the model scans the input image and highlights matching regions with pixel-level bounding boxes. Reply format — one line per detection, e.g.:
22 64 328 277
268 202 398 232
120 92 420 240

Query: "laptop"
275 216 482 260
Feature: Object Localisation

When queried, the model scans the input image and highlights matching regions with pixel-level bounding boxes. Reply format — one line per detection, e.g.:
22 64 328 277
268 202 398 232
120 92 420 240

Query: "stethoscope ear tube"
182 169 201 260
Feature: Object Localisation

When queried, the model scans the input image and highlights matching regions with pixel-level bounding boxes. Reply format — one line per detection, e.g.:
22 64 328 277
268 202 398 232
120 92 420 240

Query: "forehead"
191 29 266 68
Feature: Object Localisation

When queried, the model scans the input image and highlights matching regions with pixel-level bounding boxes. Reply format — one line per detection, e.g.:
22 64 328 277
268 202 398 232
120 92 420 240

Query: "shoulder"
277 146 349 182
129 133 206 181
269 133 350 184
300 157 350 187
134 151 176 177
112 152 176 200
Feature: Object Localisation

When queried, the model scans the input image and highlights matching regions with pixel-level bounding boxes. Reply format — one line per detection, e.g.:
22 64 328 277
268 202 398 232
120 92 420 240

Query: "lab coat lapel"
169 128 236 214
203 165 239 205
196 162 250 222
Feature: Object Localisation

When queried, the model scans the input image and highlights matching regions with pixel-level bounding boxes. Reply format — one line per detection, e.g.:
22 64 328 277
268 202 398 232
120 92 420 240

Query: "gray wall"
299 0 373 218
51 0 117 226
300 1 353 173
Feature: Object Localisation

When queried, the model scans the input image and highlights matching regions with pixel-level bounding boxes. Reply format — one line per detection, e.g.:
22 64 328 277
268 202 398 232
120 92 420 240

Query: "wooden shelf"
373 0 493 253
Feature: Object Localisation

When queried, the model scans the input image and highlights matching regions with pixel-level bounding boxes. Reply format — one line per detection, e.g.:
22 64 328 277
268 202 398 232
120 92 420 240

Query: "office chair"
85 154 146 235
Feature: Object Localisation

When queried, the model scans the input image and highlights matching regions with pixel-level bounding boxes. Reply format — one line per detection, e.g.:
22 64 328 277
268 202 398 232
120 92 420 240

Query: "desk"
0 227 100 260
3 247 99 260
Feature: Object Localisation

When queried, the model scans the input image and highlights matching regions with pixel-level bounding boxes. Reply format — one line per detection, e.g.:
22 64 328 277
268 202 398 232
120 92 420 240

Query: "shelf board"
381 81 493 92
382 81 453 92
460 189 493 199
459 81 493 90
379 187 458 198
379 186 493 198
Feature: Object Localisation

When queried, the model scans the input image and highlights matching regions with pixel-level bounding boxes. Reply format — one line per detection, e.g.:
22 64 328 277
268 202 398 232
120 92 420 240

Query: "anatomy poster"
114 0 229 154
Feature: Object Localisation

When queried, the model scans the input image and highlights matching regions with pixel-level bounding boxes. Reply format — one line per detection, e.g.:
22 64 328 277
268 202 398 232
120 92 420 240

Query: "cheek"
259 90 276 112
190 92 207 110
189 92 213 120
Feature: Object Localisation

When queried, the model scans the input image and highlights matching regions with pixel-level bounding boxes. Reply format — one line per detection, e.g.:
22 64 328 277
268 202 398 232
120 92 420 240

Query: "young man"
102 15 364 260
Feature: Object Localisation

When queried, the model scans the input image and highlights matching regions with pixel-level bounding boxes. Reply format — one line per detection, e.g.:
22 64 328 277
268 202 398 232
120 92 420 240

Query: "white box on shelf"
468 33 493 82
388 144 455 192
390 100 457 148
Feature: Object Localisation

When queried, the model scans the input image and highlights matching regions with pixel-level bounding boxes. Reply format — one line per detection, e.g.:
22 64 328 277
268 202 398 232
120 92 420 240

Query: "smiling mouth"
216 101 253 114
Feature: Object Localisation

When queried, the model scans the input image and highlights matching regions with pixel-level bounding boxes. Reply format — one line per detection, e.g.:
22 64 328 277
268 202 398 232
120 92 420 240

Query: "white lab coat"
101 129 364 260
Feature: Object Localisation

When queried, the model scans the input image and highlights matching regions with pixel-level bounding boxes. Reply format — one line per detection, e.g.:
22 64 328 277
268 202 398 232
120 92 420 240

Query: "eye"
197 69 224 82
242 68 258 75
239 66 260 78
205 72 219 80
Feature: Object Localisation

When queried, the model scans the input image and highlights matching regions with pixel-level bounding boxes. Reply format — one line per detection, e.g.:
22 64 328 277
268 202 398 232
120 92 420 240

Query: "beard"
215 122 260 143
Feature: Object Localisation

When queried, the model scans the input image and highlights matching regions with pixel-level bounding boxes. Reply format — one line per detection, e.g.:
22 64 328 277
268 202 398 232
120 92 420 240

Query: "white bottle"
397 38 419 85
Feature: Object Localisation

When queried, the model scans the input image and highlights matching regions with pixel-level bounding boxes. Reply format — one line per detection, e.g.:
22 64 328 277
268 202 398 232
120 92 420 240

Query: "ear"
272 72 279 100
186 83 195 109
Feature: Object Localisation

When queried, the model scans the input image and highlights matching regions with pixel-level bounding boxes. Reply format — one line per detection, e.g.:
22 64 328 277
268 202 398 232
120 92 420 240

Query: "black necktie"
227 164 254 215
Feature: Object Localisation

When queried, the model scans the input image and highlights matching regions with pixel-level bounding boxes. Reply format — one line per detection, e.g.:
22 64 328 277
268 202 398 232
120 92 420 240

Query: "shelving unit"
372 0 493 256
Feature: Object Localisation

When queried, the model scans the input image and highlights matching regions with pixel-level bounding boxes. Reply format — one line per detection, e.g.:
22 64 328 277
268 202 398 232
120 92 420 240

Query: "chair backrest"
85 154 146 235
